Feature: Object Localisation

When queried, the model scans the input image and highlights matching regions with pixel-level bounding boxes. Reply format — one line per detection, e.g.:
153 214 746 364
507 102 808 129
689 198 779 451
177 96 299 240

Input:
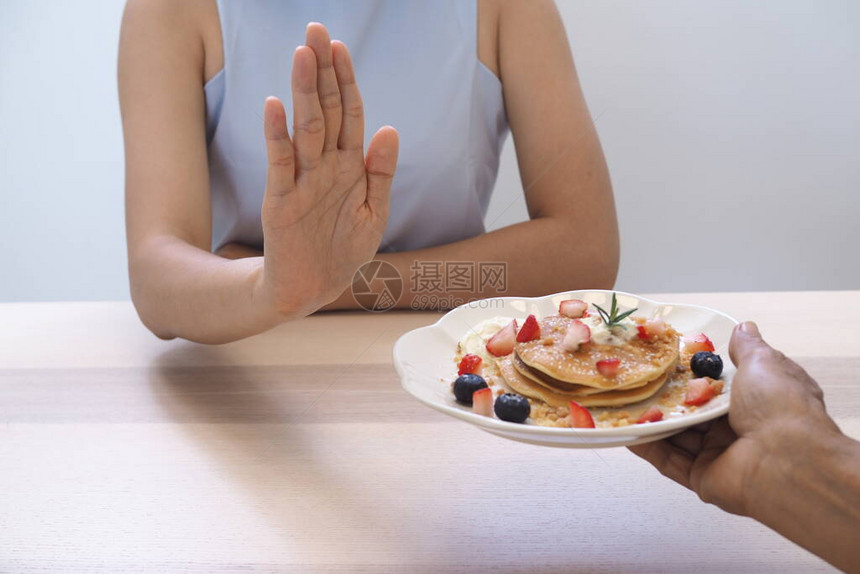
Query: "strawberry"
486 319 518 357
516 314 541 343
561 320 591 352
472 387 494 417
457 353 482 375
569 400 596 428
596 358 620 377
638 318 667 340
683 333 715 354
636 405 664 424
559 299 588 319
684 377 716 406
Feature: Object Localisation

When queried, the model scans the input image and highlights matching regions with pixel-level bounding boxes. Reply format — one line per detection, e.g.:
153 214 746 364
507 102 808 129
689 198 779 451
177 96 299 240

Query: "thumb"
262 96 296 199
364 126 399 216
728 321 769 367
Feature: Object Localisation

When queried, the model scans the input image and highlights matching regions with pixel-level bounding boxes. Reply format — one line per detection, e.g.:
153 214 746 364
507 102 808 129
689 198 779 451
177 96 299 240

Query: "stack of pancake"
498 316 680 407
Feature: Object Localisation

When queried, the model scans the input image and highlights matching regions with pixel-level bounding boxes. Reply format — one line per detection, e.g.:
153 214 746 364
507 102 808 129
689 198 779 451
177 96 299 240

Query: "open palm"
259 24 399 316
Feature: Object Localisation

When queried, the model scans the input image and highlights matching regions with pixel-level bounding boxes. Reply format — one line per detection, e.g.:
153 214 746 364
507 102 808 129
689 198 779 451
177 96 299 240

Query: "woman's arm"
322 0 618 310
120 2 397 342
214 0 616 311
120 0 277 343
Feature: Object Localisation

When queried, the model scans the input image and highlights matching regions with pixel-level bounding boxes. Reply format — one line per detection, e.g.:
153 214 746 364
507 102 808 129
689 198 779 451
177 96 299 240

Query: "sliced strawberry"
683 333 715 354
486 319 518 357
516 314 541 343
638 318 667 340
559 299 588 319
596 358 620 377
561 320 591 352
646 318 667 336
457 353 482 375
472 387 494 417
569 400 596 428
684 377 716 406
636 405 664 424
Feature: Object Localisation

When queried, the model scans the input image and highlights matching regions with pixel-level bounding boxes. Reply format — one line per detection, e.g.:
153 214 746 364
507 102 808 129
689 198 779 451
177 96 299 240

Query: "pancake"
499 355 671 408
512 353 608 396
515 315 680 390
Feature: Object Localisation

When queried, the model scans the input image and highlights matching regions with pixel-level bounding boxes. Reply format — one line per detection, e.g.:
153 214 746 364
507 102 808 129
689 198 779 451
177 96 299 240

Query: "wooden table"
1 292 857 573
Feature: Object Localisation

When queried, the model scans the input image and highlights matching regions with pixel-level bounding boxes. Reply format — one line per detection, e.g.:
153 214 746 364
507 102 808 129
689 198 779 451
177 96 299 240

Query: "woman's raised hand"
257 23 399 317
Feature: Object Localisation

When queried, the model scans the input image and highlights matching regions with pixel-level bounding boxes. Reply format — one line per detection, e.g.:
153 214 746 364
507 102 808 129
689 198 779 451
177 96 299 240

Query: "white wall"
1 0 128 301
1 1 858 302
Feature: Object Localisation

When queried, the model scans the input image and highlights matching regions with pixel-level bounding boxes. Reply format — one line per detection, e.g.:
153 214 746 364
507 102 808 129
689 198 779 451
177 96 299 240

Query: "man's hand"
630 321 842 516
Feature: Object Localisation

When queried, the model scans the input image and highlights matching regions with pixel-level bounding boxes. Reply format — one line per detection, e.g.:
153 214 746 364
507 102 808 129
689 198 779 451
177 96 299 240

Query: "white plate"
392 290 739 448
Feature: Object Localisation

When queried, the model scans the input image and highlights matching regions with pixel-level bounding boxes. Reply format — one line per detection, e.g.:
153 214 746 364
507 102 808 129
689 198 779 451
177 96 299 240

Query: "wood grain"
0 292 856 573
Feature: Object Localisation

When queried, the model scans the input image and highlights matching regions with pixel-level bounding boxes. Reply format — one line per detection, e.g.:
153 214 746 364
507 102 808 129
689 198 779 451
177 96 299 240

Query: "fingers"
332 40 364 151
669 418 724 456
263 96 295 197
305 23 342 153
364 126 399 215
691 420 715 434
728 321 770 367
668 428 706 456
700 417 737 451
291 45 325 170
628 440 694 491
689 418 737 493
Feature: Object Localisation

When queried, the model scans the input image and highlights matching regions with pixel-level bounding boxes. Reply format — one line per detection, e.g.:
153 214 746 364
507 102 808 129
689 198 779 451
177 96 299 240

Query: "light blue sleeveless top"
205 0 509 252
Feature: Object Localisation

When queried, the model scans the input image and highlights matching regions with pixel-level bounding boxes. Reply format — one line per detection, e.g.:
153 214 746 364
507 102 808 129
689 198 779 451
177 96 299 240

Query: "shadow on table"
150 344 389 557
150 344 789 574
151 344 609 573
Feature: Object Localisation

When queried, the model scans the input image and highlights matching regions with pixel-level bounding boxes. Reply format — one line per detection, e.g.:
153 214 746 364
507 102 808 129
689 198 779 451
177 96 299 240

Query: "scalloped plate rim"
392 290 738 445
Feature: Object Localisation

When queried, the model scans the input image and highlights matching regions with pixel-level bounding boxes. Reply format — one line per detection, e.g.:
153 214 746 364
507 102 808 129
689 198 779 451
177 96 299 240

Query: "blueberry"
690 351 723 378
453 373 488 404
494 393 531 423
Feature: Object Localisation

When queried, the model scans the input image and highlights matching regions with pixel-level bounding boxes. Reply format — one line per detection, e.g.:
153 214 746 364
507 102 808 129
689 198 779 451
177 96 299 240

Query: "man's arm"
749 424 860 572
631 322 860 572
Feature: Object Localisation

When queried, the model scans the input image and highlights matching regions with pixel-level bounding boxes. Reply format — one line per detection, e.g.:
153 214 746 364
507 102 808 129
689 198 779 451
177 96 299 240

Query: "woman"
119 0 619 344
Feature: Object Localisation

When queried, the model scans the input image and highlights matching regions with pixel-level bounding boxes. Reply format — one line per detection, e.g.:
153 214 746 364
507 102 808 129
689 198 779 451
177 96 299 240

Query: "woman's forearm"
750 427 860 572
326 215 618 311
129 236 287 344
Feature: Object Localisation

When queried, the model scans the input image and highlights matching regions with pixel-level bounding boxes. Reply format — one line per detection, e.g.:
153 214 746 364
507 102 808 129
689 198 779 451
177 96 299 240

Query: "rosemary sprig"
593 293 638 330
